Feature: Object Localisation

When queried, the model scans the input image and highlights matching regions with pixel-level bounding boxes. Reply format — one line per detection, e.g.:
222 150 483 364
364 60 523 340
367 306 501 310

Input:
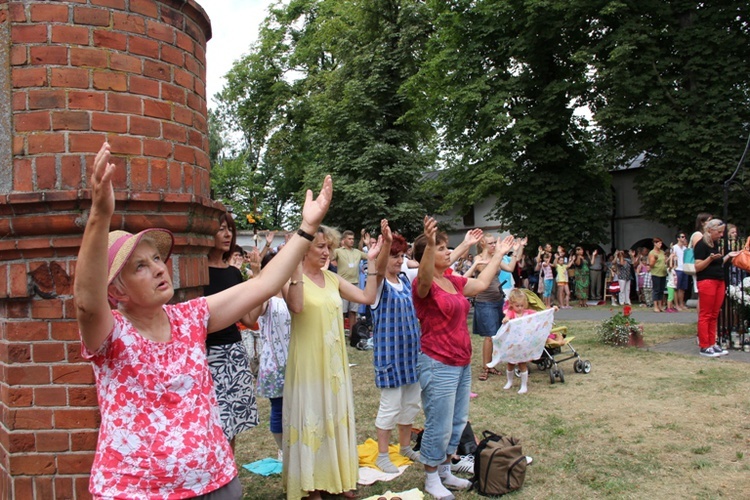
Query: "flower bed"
597 306 644 347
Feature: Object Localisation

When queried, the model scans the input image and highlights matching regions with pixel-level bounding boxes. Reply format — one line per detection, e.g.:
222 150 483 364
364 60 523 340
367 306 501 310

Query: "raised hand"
266 231 275 246
423 216 437 246
495 235 515 257
380 219 392 244
247 249 261 275
475 256 490 266
90 142 116 216
464 228 484 247
367 234 384 260
300 175 333 231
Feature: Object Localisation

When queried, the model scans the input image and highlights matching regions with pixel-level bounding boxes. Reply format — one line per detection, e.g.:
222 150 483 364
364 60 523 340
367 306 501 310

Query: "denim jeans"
472 300 505 337
417 352 471 467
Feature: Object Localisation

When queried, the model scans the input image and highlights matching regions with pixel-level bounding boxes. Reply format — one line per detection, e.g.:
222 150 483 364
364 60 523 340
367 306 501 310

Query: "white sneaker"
450 454 474 474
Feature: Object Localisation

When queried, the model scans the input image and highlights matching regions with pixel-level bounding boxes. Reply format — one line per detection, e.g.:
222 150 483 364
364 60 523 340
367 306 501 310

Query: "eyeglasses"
679 235 686 239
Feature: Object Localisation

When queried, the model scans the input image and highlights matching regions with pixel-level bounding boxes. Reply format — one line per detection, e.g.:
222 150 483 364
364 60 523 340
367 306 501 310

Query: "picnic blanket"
487 308 555 367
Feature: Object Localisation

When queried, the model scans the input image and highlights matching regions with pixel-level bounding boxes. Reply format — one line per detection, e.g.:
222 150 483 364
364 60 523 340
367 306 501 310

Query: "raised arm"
339 236 384 305
463 235 515 296
589 249 598 265
416 216 438 298
374 219 392 287
259 230 275 259
500 237 526 272
464 256 487 279
206 176 333 332
450 228 483 265
74 142 117 352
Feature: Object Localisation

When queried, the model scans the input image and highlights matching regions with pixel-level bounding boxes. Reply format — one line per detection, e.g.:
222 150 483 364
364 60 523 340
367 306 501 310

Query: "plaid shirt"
370 274 421 388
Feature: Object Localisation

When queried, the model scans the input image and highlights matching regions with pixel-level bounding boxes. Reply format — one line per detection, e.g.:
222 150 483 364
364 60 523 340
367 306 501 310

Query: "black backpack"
349 318 371 348
471 430 527 496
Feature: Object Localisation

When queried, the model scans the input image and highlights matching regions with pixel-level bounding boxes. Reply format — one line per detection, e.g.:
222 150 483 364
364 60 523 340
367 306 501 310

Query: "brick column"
0 1 220 498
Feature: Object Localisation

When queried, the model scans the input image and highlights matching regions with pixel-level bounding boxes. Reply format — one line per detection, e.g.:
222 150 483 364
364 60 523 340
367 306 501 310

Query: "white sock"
503 370 514 390
438 463 472 489
376 452 398 473
518 370 528 394
425 470 454 499
400 445 420 461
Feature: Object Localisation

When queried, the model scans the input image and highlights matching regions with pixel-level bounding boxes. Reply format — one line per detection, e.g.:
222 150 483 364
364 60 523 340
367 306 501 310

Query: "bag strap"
482 430 501 440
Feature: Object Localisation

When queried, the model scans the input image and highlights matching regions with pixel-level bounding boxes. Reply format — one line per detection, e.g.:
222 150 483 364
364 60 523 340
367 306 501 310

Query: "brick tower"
0 1 221 497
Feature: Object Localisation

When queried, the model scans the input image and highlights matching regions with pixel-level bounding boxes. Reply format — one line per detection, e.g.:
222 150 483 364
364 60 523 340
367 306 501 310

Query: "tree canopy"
210 0 750 243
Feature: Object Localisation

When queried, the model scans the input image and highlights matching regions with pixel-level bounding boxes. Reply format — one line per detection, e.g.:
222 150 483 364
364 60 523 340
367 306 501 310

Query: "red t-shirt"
413 272 471 366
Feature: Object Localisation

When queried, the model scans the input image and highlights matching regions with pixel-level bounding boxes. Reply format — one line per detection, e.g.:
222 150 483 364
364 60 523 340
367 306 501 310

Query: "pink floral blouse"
81 298 237 499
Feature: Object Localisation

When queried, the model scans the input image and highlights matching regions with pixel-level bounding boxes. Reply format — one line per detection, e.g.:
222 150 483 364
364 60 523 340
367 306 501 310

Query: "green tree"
214 0 437 238
586 0 750 232
409 0 611 248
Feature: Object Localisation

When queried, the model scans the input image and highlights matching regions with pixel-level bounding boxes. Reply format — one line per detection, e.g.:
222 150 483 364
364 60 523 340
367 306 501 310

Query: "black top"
205 265 244 346
694 239 725 281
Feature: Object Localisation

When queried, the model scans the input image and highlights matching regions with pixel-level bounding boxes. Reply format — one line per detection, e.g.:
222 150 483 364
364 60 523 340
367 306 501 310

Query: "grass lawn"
235 317 750 499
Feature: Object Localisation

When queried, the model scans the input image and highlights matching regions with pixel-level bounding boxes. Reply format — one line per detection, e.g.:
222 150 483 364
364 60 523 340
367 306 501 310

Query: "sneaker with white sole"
450 454 474 474
699 347 721 358
712 344 729 356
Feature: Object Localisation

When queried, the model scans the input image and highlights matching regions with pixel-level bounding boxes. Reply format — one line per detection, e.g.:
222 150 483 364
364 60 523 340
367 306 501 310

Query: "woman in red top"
412 216 514 499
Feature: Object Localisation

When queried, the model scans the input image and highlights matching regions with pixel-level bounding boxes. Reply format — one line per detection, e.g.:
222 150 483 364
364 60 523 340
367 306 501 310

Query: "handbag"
682 247 696 275
732 237 750 272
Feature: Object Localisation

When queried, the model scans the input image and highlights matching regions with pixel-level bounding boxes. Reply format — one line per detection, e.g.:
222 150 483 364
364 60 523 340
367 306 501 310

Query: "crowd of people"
75 142 743 499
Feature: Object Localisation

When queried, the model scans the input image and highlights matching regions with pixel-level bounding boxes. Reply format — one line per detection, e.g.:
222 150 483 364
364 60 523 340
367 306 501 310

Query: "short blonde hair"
507 288 528 308
318 225 340 249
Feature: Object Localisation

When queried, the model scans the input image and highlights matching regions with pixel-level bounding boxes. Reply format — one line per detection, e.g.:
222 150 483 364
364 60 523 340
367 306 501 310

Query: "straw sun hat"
107 229 174 285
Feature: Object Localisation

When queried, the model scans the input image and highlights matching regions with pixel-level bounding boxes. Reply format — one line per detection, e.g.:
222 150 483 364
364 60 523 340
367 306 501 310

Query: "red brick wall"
0 1 221 497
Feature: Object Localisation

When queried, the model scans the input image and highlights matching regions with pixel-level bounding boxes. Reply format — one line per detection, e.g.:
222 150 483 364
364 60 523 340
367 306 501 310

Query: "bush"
597 308 644 347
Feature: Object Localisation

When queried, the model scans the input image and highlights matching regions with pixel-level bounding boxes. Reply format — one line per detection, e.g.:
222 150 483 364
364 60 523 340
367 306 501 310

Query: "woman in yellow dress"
283 226 382 500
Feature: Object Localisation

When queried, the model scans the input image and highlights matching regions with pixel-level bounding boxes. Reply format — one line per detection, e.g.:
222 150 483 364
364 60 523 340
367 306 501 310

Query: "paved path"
554 304 750 363
554 305 696 324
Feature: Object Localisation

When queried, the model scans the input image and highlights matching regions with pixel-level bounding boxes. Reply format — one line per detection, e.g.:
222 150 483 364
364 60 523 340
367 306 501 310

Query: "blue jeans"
417 353 471 467
269 397 283 434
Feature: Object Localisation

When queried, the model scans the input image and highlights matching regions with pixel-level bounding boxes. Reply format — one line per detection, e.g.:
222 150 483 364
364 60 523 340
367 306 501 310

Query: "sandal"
478 368 489 381
487 367 500 376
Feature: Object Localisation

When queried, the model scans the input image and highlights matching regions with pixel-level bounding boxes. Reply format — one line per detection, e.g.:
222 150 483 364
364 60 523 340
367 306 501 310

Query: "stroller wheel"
514 367 521 378
582 360 592 374
548 369 556 384
574 360 583 373
558 368 565 383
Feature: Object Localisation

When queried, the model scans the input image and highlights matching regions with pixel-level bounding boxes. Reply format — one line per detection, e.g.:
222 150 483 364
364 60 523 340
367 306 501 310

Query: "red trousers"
697 279 725 349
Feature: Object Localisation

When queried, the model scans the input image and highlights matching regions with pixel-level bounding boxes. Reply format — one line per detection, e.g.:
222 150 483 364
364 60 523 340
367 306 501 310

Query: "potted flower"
597 307 644 347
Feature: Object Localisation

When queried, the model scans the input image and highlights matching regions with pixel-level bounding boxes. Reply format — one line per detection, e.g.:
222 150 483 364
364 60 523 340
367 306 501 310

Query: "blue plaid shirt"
370 274 421 388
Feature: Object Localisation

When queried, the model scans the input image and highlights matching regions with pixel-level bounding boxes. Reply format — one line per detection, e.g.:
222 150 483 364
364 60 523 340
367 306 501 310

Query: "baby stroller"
522 289 591 383
488 289 591 384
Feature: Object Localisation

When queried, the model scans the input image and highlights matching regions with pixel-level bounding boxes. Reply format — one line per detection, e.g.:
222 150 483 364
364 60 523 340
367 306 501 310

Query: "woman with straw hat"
74 141 332 499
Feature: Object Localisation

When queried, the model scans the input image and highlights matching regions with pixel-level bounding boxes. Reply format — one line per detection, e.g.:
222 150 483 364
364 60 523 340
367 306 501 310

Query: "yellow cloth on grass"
358 438 413 469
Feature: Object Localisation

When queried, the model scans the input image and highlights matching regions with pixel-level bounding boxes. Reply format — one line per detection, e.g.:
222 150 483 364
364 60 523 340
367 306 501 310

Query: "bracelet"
297 228 314 241
367 272 382 276
289 279 303 286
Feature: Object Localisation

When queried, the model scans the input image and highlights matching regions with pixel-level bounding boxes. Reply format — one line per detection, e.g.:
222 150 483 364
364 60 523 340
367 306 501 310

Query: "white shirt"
673 244 685 271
